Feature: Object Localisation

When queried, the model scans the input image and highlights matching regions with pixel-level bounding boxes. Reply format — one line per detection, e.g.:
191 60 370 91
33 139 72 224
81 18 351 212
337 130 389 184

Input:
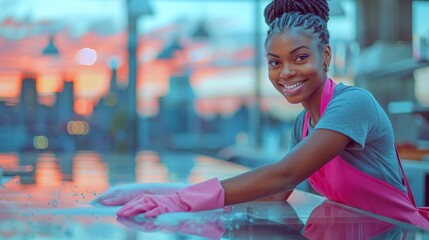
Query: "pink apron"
302 78 429 229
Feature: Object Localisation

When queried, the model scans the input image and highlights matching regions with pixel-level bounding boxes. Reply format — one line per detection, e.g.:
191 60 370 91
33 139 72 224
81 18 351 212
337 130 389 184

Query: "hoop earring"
323 63 329 72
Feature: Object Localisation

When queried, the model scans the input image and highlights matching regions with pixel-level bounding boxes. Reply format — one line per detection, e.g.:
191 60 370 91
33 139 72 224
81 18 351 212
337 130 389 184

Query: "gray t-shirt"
289 83 406 192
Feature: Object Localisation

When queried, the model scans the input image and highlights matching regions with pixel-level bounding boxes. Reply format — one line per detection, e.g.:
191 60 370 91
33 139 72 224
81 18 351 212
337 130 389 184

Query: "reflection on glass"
35 153 62 187
135 151 168 183
0 153 20 170
115 198 412 239
303 201 404 240
72 151 108 188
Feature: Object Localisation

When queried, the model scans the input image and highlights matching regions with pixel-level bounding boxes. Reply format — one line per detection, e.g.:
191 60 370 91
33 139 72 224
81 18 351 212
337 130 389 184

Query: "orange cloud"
0 71 21 99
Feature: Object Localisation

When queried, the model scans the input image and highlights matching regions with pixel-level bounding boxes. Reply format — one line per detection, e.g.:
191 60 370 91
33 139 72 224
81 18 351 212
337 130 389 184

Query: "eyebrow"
267 45 310 58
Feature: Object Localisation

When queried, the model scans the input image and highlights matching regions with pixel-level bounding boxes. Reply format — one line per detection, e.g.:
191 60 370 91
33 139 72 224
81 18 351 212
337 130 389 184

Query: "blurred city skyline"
0 0 358 117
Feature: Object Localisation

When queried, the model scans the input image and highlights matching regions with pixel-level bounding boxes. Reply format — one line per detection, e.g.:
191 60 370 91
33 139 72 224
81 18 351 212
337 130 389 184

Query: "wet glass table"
1 151 428 239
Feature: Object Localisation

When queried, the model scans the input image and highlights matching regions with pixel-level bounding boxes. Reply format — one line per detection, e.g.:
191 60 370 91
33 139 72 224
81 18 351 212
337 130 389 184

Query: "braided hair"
264 0 330 51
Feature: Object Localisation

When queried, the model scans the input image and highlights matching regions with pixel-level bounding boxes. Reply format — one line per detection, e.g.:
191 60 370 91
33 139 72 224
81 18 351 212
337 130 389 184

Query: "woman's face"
265 31 330 105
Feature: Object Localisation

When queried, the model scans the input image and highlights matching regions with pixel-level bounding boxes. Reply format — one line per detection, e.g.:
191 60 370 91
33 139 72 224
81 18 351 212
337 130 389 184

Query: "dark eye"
268 59 280 68
295 54 309 62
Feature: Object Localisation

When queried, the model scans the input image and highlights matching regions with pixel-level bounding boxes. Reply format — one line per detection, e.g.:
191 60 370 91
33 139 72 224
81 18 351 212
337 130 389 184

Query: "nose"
279 64 296 79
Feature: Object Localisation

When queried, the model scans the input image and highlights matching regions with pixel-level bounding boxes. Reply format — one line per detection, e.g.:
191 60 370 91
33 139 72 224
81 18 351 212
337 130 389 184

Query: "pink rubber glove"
117 178 225 218
90 183 188 206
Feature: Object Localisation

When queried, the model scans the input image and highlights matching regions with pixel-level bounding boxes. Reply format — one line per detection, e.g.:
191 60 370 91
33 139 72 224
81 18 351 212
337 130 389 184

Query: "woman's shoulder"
333 82 377 103
326 82 384 128
335 82 371 94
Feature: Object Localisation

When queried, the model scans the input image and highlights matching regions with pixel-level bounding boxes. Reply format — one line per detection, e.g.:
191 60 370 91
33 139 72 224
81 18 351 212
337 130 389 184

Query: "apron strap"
302 78 336 138
394 144 417 207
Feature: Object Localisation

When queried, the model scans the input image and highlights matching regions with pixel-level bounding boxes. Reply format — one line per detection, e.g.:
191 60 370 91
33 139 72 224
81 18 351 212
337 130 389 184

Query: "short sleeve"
315 87 379 150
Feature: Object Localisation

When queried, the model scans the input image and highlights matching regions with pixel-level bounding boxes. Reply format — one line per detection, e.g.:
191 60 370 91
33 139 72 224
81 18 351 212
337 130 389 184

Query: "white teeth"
283 81 304 90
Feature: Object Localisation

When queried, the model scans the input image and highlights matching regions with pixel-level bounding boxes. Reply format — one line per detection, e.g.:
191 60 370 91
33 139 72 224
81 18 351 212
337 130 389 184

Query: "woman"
94 0 429 229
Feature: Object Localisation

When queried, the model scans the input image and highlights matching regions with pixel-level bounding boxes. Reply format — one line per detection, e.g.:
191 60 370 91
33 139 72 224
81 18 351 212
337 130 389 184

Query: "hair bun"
264 0 330 25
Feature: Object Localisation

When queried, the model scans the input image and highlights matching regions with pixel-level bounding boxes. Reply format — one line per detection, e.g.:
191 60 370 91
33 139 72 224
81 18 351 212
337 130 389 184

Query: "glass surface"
1 151 428 240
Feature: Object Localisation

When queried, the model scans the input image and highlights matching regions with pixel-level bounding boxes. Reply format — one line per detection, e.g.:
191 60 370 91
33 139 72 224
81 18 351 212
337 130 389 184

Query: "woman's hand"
116 178 225 217
90 183 188 206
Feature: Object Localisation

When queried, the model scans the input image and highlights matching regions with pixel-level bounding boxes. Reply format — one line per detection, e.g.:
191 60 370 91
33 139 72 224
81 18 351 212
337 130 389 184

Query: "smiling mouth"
282 81 305 90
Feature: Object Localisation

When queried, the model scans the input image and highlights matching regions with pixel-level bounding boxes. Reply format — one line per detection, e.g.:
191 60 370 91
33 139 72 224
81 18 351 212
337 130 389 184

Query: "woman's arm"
256 189 294 201
115 128 353 218
221 129 352 205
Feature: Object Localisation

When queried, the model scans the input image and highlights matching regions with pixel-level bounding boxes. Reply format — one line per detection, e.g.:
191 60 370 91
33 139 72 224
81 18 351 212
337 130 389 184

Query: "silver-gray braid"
264 0 330 51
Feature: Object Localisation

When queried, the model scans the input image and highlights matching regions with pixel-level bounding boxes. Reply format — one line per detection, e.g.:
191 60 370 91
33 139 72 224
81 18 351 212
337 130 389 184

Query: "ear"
323 44 331 67
323 44 332 67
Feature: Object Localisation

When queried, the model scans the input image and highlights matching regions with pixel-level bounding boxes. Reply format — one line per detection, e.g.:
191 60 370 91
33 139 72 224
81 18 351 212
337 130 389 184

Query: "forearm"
256 189 293 201
221 163 296 205
220 130 352 206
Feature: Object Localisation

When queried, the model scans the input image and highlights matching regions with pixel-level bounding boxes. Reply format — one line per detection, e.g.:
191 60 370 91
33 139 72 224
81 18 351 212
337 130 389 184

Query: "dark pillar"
356 0 412 49
252 0 263 148
127 0 139 153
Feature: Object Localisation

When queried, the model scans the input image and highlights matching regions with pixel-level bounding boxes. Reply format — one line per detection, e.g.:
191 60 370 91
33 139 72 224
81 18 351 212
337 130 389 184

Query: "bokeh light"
67 120 90 135
33 136 49 150
75 48 97 66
